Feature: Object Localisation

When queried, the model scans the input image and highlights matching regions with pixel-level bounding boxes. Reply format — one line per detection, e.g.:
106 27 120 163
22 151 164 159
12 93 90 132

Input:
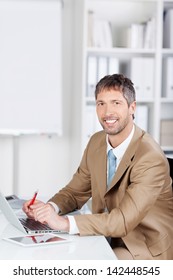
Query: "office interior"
0 0 173 198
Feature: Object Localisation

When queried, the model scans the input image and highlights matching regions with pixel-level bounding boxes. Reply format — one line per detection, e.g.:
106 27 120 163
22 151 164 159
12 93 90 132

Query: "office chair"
167 157 173 188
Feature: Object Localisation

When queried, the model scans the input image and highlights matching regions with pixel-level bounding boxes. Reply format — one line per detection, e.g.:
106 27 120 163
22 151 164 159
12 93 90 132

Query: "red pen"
28 189 38 208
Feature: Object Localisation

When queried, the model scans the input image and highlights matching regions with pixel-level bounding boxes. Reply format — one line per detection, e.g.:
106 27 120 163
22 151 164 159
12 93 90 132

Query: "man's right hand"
22 199 45 219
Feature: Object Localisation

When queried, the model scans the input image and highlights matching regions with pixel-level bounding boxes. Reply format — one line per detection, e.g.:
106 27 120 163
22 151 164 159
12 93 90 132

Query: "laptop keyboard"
19 217 52 231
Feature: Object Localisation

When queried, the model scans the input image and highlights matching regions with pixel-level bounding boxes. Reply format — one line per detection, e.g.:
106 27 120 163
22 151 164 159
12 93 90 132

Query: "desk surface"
0 212 117 260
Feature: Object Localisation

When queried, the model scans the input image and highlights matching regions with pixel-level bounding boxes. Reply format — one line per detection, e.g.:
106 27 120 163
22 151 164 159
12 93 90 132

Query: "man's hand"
23 200 69 232
22 199 45 219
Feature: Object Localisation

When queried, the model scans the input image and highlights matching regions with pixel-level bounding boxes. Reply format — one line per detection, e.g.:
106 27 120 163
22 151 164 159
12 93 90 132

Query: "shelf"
87 47 156 55
74 0 173 153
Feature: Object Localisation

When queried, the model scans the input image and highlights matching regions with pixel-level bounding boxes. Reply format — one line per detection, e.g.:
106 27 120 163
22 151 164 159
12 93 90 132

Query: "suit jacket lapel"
107 125 143 191
94 143 107 198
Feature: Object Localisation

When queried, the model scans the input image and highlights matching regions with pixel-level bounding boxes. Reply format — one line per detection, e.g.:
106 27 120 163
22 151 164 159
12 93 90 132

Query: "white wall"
0 0 81 198
0 136 13 195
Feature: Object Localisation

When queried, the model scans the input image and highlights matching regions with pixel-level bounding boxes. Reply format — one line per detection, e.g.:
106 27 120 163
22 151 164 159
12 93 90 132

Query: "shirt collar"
106 125 135 162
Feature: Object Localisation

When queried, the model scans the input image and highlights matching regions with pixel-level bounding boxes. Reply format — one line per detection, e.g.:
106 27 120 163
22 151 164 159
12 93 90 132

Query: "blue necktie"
107 149 117 186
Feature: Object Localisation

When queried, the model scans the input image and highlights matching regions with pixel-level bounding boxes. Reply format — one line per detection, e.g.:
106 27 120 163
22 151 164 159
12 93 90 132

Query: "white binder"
85 106 102 146
135 105 148 131
143 58 154 99
97 56 108 81
108 57 119 75
163 57 173 98
131 57 154 100
87 56 97 96
130 23 145 48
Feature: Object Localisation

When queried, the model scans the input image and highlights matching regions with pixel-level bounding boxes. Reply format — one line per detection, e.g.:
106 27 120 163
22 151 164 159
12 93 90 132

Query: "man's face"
96 89 136 136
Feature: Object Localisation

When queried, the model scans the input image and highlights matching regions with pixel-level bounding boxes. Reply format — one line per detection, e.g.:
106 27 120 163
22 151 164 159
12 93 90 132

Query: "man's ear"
129 101 136 116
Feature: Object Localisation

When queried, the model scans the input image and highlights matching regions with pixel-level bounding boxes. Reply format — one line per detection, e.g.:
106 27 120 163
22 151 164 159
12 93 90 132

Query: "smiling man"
23 74 173 260
95 76 136 148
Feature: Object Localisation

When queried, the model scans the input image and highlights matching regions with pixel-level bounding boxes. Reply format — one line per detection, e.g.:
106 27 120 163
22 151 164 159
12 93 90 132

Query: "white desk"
0 212 117 260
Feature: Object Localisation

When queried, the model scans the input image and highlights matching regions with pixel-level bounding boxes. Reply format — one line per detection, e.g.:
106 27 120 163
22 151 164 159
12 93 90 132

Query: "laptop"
0 192 65 234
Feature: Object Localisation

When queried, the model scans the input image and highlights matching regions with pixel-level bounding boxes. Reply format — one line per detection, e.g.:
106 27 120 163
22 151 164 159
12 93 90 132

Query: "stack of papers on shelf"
126 17 155 49
87 10 113 48
128 23 145 48
144 17 156 49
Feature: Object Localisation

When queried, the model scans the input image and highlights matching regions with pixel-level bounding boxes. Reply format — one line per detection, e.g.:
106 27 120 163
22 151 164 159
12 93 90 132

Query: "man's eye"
113 101 120 105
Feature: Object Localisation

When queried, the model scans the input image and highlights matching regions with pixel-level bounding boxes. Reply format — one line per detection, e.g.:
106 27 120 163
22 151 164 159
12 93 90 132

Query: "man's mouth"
105 119 117 124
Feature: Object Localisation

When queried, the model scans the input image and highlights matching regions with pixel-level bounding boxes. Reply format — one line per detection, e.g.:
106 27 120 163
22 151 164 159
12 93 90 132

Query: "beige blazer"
50 125 173 260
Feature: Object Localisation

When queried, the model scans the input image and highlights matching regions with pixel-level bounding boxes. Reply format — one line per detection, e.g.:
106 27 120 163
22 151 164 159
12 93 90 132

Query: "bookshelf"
73 0 173 156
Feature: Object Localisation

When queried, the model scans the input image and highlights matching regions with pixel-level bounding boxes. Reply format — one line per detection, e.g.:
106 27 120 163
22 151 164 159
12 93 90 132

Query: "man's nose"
105 103 115 115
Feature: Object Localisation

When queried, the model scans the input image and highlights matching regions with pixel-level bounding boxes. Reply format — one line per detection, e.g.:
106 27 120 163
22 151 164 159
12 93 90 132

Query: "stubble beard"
99 117 129 136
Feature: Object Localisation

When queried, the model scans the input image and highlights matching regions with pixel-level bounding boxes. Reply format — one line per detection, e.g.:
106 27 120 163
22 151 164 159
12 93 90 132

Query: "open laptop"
0 192 65 234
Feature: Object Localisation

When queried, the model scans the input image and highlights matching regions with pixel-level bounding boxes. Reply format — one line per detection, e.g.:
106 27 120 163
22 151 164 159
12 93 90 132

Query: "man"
23 74 173 260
